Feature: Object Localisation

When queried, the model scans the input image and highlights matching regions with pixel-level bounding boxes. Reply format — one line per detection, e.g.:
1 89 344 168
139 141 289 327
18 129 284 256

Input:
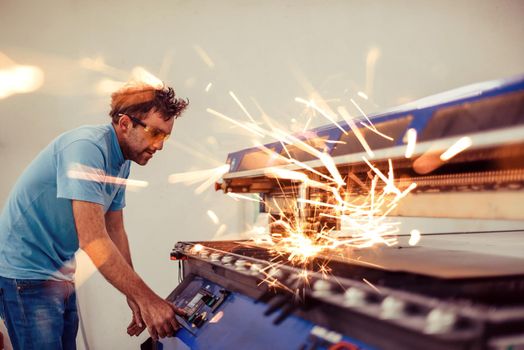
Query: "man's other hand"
127 298 146 336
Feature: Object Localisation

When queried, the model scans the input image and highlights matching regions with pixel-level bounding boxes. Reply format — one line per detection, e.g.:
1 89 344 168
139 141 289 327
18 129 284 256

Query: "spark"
168 164 230 185
193 45 215 68
357 91 369 100
360 121 394 141
362 278 382 294
295 97 348 135
337 106 375 157
227 193 263 203
229 91 258 124
440 136 473 161
168 164 230 194
409 229 421 246
350 98 393 141
404 128 417 158
365 47 381 96
350 98 374 128
207 210 220 225
167 139 224 167
205 82 213 92
214 224 227 238
207 108 265 137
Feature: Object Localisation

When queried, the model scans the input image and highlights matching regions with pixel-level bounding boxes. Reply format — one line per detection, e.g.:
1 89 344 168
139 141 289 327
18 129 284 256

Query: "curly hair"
109 83 188 123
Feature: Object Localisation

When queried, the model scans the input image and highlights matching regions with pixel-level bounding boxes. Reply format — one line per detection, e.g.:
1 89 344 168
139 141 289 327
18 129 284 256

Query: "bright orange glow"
0 53 44 99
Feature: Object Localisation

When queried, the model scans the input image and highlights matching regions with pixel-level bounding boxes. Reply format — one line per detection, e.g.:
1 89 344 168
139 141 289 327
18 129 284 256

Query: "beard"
121 135 152 165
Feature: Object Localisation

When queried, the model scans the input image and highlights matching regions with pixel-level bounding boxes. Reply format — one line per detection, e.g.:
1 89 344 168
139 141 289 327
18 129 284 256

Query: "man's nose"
151 138 164 151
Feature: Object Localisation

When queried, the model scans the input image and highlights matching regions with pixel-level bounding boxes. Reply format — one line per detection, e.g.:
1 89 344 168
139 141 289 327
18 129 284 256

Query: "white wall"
0 0 523 348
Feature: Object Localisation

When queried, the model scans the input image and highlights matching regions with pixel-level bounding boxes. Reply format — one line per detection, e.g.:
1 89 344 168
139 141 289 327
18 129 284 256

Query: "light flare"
404 128 417 158
0 55 44 99
67 163 148 191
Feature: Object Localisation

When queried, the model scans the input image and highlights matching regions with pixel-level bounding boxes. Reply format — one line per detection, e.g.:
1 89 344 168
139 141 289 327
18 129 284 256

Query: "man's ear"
118 115 130 131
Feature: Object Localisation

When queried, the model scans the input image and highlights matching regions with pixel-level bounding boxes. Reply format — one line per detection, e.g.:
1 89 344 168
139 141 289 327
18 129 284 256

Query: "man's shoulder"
54 124 112 151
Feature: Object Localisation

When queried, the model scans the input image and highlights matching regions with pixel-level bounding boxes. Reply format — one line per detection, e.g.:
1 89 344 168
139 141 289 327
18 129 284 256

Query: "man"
0 82 188 349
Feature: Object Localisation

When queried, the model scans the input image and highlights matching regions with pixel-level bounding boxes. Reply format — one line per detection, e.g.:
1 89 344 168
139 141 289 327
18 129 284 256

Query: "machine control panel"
168 276 230 333
158 274 375 350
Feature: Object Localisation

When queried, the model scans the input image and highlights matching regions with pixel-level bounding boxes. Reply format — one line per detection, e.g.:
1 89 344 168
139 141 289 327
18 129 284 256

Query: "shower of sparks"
203 98 419 263
207 210 220 225
188 91 427 295
440 136 473 161
404 128 417 158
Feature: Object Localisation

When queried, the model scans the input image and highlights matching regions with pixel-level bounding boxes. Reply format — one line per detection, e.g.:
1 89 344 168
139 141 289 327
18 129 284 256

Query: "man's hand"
137 293 186 340
127 298 146 336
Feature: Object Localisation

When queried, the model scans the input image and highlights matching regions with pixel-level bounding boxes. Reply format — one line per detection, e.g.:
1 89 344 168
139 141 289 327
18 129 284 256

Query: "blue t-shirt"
0 124 131 281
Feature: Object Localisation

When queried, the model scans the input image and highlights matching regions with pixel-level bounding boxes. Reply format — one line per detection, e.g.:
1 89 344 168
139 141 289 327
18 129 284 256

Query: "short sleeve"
108 164 129 211
56 140 107 206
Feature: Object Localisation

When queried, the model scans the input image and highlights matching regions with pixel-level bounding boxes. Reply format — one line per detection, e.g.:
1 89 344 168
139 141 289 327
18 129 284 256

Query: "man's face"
120 110 174 166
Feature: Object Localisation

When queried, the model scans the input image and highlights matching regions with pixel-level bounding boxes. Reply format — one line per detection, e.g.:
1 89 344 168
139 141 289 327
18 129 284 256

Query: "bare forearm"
73 201 152 304
109 229 133 267
105 210 133 267
81 236 153 303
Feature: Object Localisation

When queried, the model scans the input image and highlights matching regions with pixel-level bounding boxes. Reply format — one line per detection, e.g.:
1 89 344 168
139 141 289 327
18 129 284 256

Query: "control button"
210 253 222 262
234 259 248 271
221 255 234 265
380 296 405 319
344 287 367 307
250 263 263 275
192 311 207 328
425 308 457 334
312 279 332 297
267 267 283 279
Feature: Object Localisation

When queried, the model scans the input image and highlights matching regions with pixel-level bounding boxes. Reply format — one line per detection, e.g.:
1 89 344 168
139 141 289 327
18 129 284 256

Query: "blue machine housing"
225 75 524 174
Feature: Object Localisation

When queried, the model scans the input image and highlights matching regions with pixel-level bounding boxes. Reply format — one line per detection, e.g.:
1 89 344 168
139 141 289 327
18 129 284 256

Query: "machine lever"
264 294 291 316
273 301 298 325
